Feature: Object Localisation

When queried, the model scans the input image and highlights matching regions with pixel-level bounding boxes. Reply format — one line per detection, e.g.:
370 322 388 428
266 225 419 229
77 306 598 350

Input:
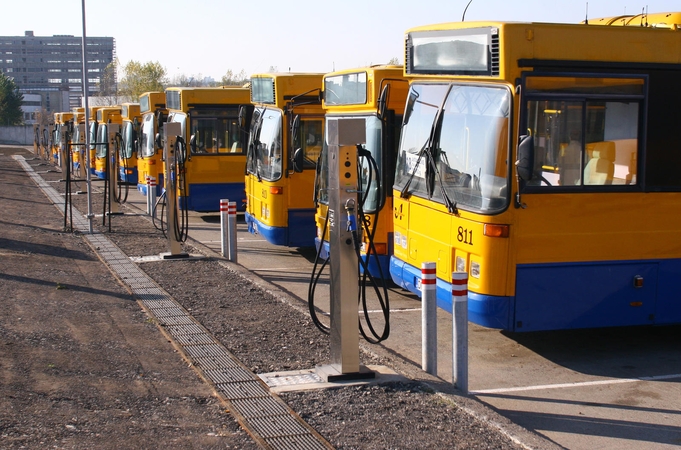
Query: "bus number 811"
457 226 473 245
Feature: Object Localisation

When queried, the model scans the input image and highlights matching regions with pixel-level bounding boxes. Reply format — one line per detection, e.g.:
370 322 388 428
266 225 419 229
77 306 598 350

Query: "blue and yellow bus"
165 86 253 212
315 65 408 278
70 107 86 177
137 92 167 196
245 73 324 247
119 103 142 184
94 106 123 180
391 15 681 332
52 112 74 166
87 106 104 176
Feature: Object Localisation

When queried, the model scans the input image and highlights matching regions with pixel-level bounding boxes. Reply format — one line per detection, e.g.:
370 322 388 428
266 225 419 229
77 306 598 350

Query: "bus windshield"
247 107 283 181
89 122 97 150
139 114 155 158
95 125 107 158
395 83 510 213
121 122 135 158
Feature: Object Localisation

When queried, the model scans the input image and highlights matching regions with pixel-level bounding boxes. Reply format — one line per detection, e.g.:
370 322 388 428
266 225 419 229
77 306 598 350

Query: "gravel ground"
8 147 553 449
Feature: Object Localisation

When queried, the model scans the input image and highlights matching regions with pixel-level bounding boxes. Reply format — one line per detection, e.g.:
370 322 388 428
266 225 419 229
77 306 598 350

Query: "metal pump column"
106 124 121 215
162 122 188 259
318 118 373 381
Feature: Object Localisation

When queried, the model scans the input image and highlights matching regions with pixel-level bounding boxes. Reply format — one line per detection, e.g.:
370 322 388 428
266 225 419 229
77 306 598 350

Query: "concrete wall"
0 126 35 145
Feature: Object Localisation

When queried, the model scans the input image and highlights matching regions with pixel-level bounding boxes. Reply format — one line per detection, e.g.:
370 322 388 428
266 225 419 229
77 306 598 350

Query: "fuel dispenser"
160 122 189 259
312 118 390 381
103 123 121 217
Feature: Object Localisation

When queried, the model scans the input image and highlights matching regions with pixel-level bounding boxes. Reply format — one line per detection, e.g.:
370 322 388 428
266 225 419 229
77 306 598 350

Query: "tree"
387 57 401 66
118 61 168 101
98 59 119 97
0 73 24 125
221 69 249 86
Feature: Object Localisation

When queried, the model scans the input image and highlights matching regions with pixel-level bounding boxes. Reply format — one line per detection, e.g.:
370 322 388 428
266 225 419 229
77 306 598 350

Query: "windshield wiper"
400 86 458 215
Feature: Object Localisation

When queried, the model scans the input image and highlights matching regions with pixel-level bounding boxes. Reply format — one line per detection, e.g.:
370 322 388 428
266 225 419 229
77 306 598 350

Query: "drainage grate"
173 333 216 346
154 315 195 326
217 381 271 400
192 355 240 370
164 323 206 336
249 415 310 439
184 344 229 359
204 367 256 383
231 397 290 419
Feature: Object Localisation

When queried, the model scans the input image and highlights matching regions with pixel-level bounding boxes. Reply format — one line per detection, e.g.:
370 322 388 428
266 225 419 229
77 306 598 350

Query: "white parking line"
471 372 681 395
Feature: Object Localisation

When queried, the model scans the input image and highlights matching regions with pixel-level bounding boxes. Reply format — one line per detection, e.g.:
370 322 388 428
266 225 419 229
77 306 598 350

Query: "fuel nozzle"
345 198 360 251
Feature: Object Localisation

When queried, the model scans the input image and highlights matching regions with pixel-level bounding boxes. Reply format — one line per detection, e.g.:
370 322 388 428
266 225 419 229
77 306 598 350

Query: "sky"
4 1 679 81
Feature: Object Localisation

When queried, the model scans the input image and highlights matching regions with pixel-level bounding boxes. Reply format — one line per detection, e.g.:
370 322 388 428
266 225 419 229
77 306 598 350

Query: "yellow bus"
52 112 74 166
119 103 142 184
314 65 408 278
137 92 167 196
94 106 123 179
245 73 324 247
71 107 86 177
391 15 681 332
87 106 105 176
164 86 253 212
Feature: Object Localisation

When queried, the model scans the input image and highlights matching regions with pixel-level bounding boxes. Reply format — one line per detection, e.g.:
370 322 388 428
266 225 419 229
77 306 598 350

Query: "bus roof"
96 106 123 123
164 86 251 111
322 65 408 113
120 103 141 121
250 72 324 106
405 18 681 79
585 12 681 27
139 92 166 113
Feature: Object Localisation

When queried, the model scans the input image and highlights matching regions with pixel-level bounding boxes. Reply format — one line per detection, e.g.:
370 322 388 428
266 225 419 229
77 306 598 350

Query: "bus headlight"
470 261 481 278
455 256 466 272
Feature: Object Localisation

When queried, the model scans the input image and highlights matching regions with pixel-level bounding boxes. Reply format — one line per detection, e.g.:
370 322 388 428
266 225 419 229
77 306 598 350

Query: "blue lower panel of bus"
94 169 107 180
119 167 137 185
179 182 245 212
246 208 315 247
390 257 681 332
515 260 661 332
389 256 512 330
314 237 392 280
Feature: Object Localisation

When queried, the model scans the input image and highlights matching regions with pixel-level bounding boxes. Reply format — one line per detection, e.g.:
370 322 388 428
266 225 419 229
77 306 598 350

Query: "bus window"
526 99 640 187
294 119 323 169
524 75 643 188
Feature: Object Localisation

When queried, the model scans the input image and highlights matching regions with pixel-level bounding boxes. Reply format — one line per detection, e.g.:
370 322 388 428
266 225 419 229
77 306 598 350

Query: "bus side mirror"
155 132 162 150
189 134 197 153
515 135 534 182
292 147 304 173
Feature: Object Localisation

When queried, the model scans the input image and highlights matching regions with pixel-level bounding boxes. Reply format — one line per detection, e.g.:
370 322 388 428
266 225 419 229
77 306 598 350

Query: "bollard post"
452 271 469 393
220 199 229 258
421 262 437 375
228 201 238 262
145 176 151 215
148 176 157 220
